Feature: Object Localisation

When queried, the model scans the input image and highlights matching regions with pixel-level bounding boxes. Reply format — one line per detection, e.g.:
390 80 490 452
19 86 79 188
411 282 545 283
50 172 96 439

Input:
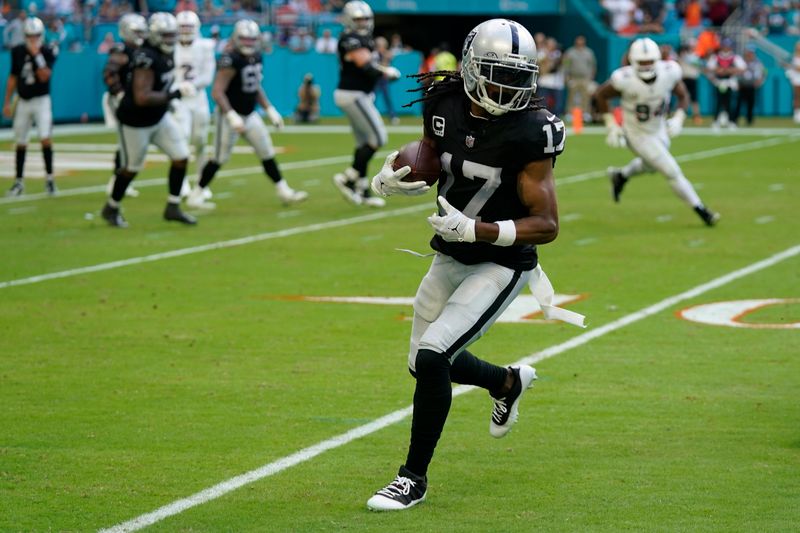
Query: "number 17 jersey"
423 91 566 271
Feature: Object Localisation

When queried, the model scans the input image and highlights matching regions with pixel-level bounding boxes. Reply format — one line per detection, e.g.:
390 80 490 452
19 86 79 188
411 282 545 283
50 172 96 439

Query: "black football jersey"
10 44 57 100
218 50 262 116
423 91 566 271
103 42 136 96
116 43 175 127
337 31 378 93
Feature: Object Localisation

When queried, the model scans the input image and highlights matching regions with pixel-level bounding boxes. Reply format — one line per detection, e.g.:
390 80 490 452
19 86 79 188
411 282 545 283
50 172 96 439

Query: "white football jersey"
174 38 216 92
611 60 682 134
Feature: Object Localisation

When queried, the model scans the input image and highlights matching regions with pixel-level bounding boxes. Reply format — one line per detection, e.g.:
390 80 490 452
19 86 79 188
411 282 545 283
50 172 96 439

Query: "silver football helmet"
148 12 178 55
628 38 660 80
342 1 374 36
461 19 539 116
119 13 147 48
176 10 200 45
23 16 44 47
232 19 260 56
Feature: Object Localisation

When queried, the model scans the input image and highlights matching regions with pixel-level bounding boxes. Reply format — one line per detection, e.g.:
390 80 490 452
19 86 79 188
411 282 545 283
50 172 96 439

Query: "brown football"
392 139 442 187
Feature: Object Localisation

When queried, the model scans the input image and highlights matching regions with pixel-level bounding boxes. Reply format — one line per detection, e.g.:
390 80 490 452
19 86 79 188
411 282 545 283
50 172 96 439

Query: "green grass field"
1 120 799 532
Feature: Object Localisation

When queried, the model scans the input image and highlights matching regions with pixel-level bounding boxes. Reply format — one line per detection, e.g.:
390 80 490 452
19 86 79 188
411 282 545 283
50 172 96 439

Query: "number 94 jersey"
611 60 682 135
423 91 566 271
217 50 263 116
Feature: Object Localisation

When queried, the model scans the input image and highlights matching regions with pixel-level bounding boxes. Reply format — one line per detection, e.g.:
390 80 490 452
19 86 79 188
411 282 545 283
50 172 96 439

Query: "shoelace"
376 476 415 498
492 398 509 424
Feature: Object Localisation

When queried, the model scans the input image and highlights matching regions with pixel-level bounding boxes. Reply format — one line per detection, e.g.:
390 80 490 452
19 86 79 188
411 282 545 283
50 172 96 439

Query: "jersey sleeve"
132 49 154 70
43 45 57 66
10 47 23 76
217 52 234 70
518 109 567 163
665 60 682 83
339 35 366 53
610 67 629 92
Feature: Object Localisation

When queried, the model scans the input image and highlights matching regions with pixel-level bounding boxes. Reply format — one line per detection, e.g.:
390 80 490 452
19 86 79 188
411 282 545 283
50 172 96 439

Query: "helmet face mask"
176 11 200 45
342 1 374 36
148 12 179 54
461 19 539 116
629 38 660 80
119 13 148 48
232 19 261 56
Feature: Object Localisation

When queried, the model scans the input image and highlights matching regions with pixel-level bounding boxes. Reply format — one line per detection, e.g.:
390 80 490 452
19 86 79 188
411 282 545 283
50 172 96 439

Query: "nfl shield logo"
465 135 475 148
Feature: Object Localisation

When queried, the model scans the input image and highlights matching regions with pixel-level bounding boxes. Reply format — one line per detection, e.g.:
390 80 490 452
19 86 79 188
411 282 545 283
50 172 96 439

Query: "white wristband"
494 220 516 247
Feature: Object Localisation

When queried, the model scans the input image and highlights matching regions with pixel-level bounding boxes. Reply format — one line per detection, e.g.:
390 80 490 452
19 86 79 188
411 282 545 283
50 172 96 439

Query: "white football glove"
225 109 246 133
176 80 197 99
370 151 431 197
667 108 686 138
428 196 476 243
603 112 626 148
383 66 401 80
266 105 284 129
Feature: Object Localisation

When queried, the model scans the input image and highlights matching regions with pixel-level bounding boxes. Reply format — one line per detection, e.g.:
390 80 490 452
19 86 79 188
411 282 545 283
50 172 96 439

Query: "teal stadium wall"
0 47 423 124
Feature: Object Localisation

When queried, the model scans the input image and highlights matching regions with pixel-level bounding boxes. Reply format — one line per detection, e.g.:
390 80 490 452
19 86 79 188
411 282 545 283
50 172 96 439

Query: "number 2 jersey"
217 49 262 116
173 38 216 107
116 43 175 127
423 90 566 271
10 44 57 100
611 60 682 135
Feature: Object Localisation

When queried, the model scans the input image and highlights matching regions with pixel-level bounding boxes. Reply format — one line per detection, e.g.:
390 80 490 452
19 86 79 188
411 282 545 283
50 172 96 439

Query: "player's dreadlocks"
403 70 463 108
403 70 543 110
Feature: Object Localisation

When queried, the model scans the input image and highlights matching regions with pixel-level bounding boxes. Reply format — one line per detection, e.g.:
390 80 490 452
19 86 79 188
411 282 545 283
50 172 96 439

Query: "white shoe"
332 172 362 205
362 195 386 208
180 179 192 198
277 187 309 206
202 187 213 200
186 186 216 210
489 365 537 438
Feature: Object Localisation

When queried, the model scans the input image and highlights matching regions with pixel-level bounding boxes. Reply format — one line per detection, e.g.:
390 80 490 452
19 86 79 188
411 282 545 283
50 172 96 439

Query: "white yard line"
99 242 800 533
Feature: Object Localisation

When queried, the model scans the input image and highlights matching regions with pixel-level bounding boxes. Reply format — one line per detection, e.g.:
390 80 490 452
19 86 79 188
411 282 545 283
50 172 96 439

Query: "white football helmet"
23 16 44 47
232 19 260 56
628 38 660 80
119 13 147 48
176 11 200 45
148 12 178 54
342 1 374 36
461 19 539 116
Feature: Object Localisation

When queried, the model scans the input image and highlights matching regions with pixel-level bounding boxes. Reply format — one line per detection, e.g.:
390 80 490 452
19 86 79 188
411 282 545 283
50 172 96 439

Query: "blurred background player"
787 41 800 124
3 16 57 197
595 37 720 227
331 0 400 208
102 13 148 199
294 72 320 124
187 19 308 210
706 38 746 131
101 12 198 228
173 11 216 197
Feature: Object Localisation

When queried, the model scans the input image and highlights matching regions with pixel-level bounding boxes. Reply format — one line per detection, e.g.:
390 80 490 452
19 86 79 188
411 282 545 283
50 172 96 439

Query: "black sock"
111 171 134 202
168 163 187 198
15 146 26 179
404 349 452 477
449 350 508 393
42 145 53 177
113 150 121 174
199 161 220 188
352 145 376 177
262 158 282 184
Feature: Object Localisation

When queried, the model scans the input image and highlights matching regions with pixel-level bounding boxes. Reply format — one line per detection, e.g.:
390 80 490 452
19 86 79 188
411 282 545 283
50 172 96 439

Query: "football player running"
100 12 198 228
367 19 582 511
102 13 148 199
594 37 720 226
331 0 400 207
173 11 215 195
3 16 57 197
187 19 307 209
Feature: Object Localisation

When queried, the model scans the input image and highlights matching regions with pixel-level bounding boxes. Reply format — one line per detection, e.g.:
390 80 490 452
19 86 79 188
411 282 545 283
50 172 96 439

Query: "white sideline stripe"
0 153 383 205
0 204 428 290
557 135 800 185
98 242 800 533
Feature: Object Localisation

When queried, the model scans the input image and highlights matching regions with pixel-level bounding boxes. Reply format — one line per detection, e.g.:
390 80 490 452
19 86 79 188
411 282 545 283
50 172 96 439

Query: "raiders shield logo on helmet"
465 135 475 148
